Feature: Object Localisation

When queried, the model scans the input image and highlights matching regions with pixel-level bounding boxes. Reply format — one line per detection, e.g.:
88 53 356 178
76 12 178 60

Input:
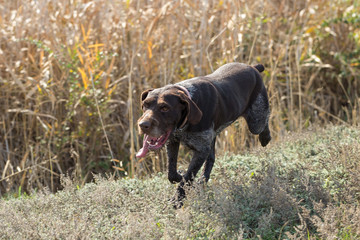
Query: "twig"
0 160 52 182
89 71 119 177
206 27 227 72
7 109 57 121
128 46 137 178
305 102 350 126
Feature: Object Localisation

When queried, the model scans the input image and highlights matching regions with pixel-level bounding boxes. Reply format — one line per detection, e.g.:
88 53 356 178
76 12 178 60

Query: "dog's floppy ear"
140 89 153 102
186 98 203 125
178 91 202 126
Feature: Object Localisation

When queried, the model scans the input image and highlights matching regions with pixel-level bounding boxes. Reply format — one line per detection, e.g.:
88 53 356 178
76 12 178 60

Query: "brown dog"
137 63 271 207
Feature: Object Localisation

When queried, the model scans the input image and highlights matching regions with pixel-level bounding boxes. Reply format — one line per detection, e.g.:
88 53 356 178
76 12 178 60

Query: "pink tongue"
136 146 149 158
136 135 150 158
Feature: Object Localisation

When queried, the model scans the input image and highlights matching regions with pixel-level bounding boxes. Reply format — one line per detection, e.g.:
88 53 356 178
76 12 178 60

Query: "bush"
1 125 359 239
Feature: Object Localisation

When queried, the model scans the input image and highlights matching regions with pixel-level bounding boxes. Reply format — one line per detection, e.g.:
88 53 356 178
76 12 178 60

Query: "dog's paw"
259 127 271 147
169 194 185 209
171 198 184 209
168 171 184 184
259 133 271 147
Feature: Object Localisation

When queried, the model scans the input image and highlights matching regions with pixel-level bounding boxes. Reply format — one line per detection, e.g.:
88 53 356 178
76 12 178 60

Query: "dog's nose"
139 121 151 131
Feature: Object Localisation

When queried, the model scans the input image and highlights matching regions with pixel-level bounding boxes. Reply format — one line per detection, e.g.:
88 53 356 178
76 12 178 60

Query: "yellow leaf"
45 120 52 130
80 45 86 52
94 70 103 81
81 24 91 43
87 43 104 48
147 41 153 59
81 24 87 43
37 84 42 93
108 84 117 96
306 26 316 34
112 166 125 171
78 67 89 89
105 77 111 89
39 50 44 67
126 0 130 9
76 48 84 65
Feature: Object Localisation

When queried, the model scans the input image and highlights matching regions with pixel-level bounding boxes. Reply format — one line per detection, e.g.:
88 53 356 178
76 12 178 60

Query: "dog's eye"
142 102 150 110
160 106 170 112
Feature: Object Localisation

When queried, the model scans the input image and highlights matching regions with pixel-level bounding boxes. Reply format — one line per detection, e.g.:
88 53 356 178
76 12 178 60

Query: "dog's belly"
215 121 235 135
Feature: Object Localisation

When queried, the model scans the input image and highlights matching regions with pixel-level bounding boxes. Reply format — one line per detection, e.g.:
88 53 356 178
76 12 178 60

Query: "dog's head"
136 85 202 158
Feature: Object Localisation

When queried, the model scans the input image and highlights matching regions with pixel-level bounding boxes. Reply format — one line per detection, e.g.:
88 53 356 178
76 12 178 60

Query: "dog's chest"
172 128 216 152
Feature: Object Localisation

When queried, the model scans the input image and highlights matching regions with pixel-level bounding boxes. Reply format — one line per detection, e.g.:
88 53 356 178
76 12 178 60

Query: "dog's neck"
174 85 191 99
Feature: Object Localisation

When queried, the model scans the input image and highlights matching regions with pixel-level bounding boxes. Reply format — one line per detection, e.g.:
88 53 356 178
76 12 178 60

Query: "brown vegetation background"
1 0 359 195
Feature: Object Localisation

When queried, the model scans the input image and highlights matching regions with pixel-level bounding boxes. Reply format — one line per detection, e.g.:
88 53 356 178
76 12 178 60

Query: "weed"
1 125 359 239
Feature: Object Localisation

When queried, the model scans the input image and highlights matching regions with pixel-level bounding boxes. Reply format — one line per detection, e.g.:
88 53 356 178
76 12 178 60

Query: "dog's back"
177 63 268 133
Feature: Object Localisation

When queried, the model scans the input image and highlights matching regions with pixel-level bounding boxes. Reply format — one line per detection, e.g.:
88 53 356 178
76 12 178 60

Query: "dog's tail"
253 64 265 73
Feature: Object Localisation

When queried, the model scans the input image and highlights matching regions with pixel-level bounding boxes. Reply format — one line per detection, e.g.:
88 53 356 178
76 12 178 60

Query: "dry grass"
0 0 360 195
1 125 359 239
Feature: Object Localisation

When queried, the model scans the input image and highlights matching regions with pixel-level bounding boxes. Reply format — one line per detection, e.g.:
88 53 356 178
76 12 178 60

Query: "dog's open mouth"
136 130 172 158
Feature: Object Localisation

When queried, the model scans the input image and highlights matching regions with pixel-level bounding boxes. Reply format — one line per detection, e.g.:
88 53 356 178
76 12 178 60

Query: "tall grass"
0 0 359 195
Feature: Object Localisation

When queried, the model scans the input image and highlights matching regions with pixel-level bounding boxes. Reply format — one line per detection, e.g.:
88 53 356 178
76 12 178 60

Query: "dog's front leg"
173 149 210 209
166 138 182 184
183 149 210 182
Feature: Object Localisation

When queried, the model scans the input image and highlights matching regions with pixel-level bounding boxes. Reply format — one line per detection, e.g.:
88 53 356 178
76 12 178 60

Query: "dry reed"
0 0 359 195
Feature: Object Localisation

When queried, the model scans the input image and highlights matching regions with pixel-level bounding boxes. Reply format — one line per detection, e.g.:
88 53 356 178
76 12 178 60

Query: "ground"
1 125 359 239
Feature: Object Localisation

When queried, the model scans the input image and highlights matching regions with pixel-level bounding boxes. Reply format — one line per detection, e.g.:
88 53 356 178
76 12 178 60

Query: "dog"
136 63 271 208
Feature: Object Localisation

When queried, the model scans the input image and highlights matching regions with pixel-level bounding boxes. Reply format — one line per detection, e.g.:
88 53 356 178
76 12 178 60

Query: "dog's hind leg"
259 124 271 147
244 89 271 146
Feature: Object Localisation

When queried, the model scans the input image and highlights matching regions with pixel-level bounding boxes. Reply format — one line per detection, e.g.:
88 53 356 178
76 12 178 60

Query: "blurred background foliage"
0 0 359 195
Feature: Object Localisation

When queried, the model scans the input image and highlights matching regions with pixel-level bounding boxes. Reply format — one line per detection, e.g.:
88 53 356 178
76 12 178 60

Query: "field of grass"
1 1 360 238
1 0 360 195
1 125 359 239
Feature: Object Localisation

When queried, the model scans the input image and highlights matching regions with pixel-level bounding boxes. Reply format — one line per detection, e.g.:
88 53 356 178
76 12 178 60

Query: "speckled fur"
244 89 271 146
167 128 216 184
